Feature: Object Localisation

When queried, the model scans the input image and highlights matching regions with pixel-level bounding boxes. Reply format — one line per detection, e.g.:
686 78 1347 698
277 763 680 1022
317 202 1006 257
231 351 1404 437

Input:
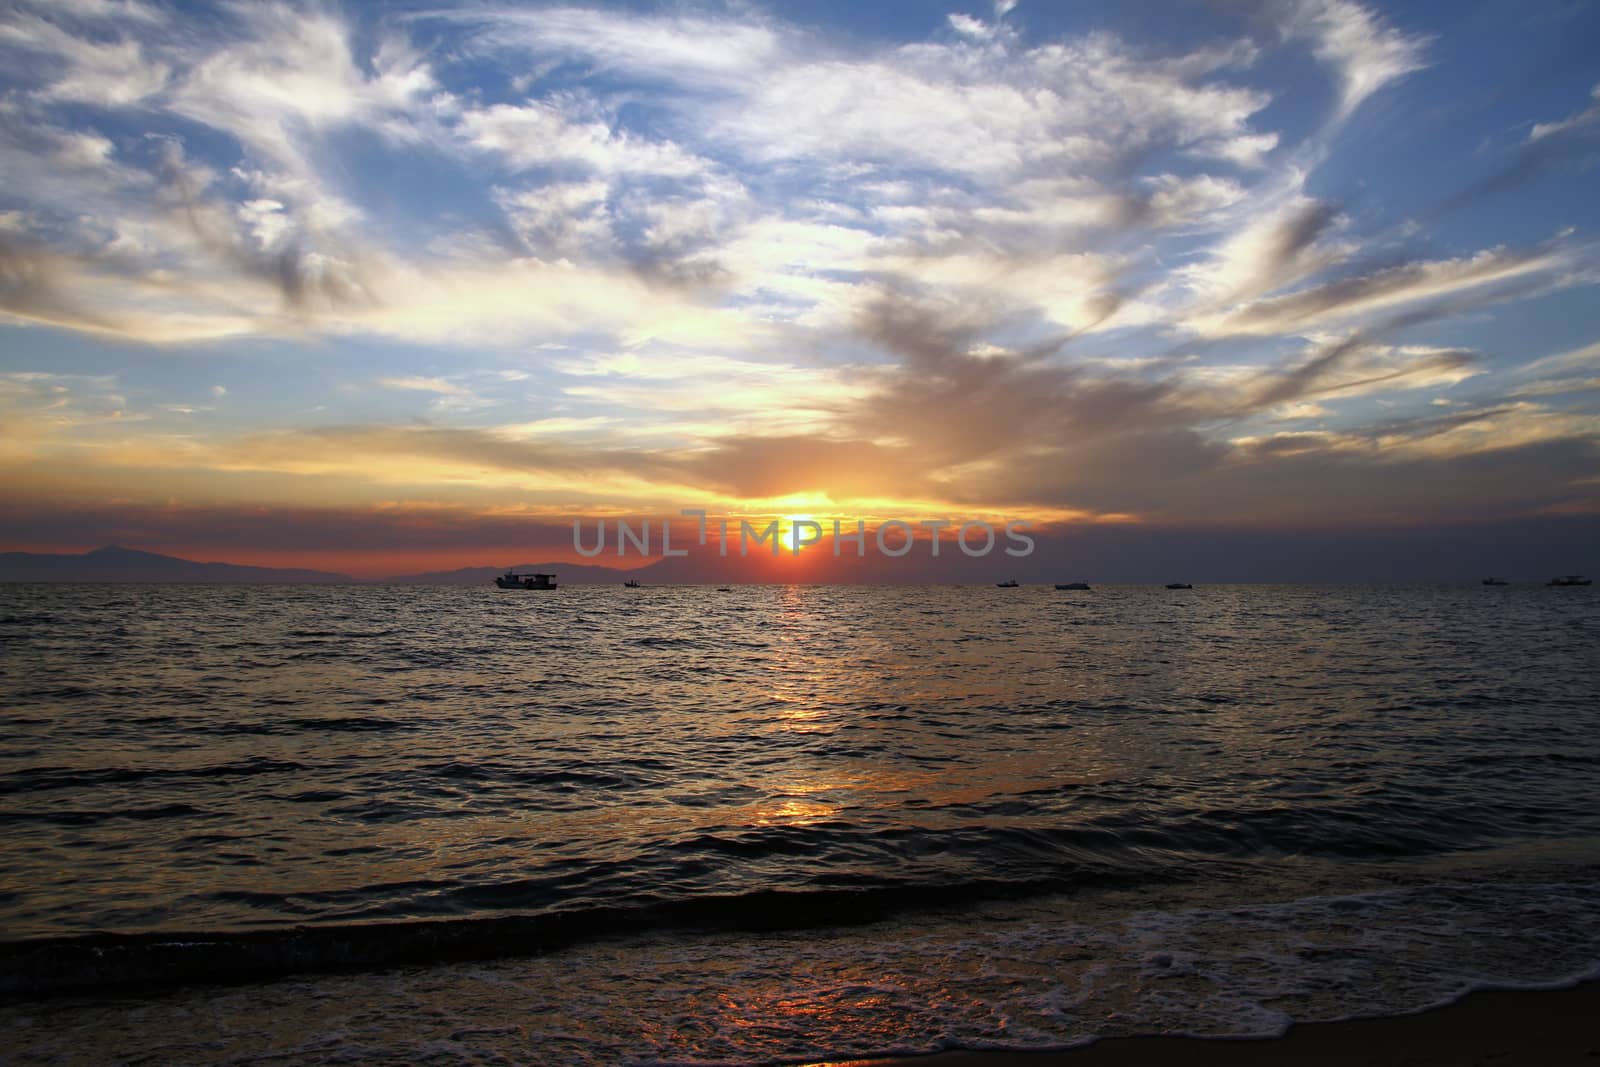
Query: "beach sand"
824 979 1600 1066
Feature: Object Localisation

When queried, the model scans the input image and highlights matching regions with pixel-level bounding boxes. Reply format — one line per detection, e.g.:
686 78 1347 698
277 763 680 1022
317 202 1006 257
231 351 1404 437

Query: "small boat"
623 579 641 588
996 579 1019 588
716 586 733 592
1055 581 1090 590
494 570 557 590
1547 575 1592 586
1481 577 1509 586
1165 582 1193 589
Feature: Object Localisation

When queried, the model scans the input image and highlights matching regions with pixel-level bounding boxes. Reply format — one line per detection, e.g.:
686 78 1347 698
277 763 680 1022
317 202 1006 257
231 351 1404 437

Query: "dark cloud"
847 293 1184 467
0 235 124 334
1245 335 1475 411
1231 198 1344 299
1247 333 1368 408
155 141 380 314
790 279 1600 525
1269 200 1341 266
984 427 1599 526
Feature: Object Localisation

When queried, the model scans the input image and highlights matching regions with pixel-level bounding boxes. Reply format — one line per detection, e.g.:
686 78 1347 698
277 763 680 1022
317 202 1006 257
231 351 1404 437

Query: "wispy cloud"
377 376 468 396
1266 0 1428 121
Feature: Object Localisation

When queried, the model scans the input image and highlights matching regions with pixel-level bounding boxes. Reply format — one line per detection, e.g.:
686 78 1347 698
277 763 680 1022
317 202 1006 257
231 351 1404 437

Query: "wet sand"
827 979 1600 1066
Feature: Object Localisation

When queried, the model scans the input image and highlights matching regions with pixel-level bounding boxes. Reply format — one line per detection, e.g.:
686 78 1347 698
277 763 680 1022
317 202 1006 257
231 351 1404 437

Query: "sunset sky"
2 0 1598 577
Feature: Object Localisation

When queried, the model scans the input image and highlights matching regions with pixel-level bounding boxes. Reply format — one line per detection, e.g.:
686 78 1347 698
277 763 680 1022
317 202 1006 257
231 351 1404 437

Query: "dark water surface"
3 583 1599 1063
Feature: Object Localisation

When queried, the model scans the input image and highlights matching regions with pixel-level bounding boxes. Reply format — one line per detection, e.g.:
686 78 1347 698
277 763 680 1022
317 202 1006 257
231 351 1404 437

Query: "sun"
779 513 821 554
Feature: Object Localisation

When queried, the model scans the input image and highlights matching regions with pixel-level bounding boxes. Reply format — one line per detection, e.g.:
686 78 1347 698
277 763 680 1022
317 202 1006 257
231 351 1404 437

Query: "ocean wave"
0 873 1173 996
6 880 1600 1066
0 758 308 795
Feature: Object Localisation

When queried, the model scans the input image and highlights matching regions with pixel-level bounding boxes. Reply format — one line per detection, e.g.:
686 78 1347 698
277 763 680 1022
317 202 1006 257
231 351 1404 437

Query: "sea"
2 582 1599 1065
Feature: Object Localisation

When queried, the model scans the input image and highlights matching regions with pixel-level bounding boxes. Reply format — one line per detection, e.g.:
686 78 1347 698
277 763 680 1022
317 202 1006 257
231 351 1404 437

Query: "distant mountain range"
0 545 969 585
0 546 662 585
0 546 355 584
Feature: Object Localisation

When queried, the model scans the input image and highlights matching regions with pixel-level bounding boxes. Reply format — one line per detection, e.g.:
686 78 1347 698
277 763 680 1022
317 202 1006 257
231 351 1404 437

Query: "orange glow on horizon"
1 507 1131 579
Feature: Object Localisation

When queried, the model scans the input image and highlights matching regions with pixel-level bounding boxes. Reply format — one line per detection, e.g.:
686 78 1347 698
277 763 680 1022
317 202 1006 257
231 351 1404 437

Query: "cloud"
152 141 383 316
1189 243 1569 338
447 6 784 87
1180 194 1349 307
377 376 467 396
835 293 1191 488
979 412 1600 525
168 4 436 172
948 13 994 40
495 180 614 257
1244 339 1478 410
19 0 161 24
1518 338 1600 381
554 347 871 440
0 0 1408 355
1529 83 1600 143
704 32 1272 181
0 370 147 472
461 100 713 178
1267 0 1427 120
0 235 256 342
0 9 170 105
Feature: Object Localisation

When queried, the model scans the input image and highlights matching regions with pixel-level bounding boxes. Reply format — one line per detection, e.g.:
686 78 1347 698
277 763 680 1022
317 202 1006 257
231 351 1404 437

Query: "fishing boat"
1547 575 1592 586
1481 577 1509 586
1165 582 1193 589
623 579 641 588
996 579 1020 588
494 571 557 590
1055 581 1090 590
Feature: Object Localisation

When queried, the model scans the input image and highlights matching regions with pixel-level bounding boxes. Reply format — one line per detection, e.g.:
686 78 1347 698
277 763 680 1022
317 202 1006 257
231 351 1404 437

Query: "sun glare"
780 514 820 553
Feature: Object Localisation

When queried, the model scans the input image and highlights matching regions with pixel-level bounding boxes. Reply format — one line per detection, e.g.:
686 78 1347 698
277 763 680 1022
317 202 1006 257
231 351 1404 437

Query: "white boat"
494 571 557 590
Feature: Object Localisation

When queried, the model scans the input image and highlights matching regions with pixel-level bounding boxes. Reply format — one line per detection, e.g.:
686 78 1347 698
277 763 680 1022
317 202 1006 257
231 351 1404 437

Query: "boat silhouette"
494 571 557 590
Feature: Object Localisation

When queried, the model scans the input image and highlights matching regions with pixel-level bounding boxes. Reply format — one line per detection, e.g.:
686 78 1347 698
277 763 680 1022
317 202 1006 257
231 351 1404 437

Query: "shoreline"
826 979 1600 1066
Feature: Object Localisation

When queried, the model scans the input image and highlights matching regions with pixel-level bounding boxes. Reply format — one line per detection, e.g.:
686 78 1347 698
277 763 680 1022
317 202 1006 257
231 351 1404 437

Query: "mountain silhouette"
0 546 353 584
